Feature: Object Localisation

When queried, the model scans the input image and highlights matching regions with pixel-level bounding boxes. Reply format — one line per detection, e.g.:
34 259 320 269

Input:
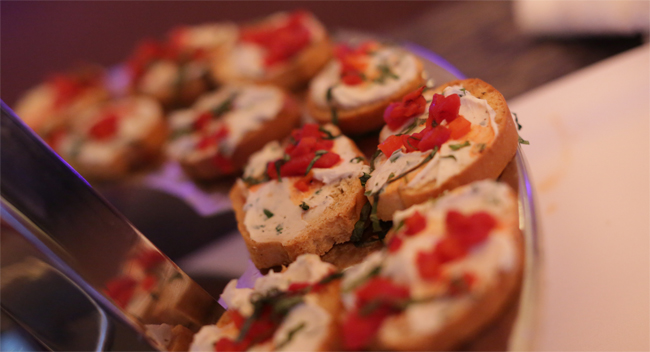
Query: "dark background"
1 1 644 105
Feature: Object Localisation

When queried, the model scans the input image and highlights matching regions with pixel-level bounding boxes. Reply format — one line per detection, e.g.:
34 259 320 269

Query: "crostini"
306 41 425 134
340 180 523 351
14 66 109 139
50 96 167 180
189 254 343 351
166 84 301 180
125 34 224 109
366 78 518 220
210 10 332 91
229 123 369 269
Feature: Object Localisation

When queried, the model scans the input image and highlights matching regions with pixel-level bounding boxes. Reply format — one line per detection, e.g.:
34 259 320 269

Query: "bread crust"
306 59 425 135
179 94 302 180
230 133 368 269
375 78 519 220
211 36 333 92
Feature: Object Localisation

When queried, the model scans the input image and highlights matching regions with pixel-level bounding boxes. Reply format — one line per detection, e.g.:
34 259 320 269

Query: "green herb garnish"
513 112 523 131
319 126 339 140
373 64 399 83
387 147 438 185
441 155 457 161
350 156 366 163
326 86 339 125
359 172 371 187
518 136 530 145
369 194 382 232
477 143 486 152
369 149 383 172
389 151 400 163
276 224 283 234
263 209 274 219
305 150 328 176
300 202 309 211
212 93 237 117
449 141 470 151
351 201 372 242
275 323 306 350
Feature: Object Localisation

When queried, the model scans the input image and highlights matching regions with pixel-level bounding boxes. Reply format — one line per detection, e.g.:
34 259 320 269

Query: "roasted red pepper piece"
428 93 461 126
446 210 496 247
404 211 427 236
387 236 403 253
88 112 119 141
447 115 471 140
418 125 450 152
378 134 403 158
384 86 427 130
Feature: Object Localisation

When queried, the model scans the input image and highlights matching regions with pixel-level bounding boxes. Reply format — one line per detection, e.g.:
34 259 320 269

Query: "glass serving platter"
89 34 541 351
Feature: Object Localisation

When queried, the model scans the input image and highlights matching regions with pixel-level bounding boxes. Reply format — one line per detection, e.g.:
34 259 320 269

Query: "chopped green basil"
212 93 237 117
441 155 457 161
300 202 309 211
369 149 383 172
350 156 366 163
319 126 339 140
305 150 328 176
449 141 470 151
518 136 530 145
276 224 283 234
351 201 372 243
513 112 523 131
263 209 274 219
275 323 306 350
387 147 438 185
359 172 371 187
389 151 400 163
477 143 486 152
373 64 399 84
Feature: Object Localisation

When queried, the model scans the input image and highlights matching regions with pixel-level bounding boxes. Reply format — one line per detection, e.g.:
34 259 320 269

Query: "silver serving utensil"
0 101 220 351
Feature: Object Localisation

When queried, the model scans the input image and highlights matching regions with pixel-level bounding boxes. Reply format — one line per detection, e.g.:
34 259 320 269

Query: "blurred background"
2 1 649 351
2 1 647 104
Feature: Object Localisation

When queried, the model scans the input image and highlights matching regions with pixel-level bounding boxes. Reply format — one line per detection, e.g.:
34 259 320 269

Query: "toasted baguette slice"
167 85 301 180
230 124 369 269
367 78 518 220
51 96 167 180
306 43 425 135
210 11 332 92
339 180 523 351
190 255 343 351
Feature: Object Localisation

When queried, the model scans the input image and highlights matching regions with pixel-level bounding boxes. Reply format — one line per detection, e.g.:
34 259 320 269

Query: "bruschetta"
339 180 523 351
166 84 301 180
210 10 332 91
306 41 425 134
229 123 369 269
366 78 518 220
14 66 109 139
50 96 167 180
189 254 343 351
126 36 218 109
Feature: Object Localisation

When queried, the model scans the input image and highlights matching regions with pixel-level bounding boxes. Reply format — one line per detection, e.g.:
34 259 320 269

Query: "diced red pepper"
228 309 246 329
197 125 229 150
416 249 442 280
428 93 461 126
240 10 311 67
88 112 119 141
355 277 410 307
387 236 403 253
342 277 410 350
341 71 365 85
48 74 87 109
446 210 496 247
435 237 468 263
214 337 247 352
342 306 393 351
378 134 403 158
287 282 311 292
448 115 471 140
418 125 450 152
193 111 212 131
384 86 427 130
294 175 312 192
404 211 427 236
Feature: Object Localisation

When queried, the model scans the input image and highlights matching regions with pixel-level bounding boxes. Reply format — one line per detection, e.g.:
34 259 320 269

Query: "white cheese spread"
309 47 420 109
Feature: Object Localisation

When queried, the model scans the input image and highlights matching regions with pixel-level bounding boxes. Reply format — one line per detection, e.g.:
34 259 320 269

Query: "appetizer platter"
11 9 539 351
